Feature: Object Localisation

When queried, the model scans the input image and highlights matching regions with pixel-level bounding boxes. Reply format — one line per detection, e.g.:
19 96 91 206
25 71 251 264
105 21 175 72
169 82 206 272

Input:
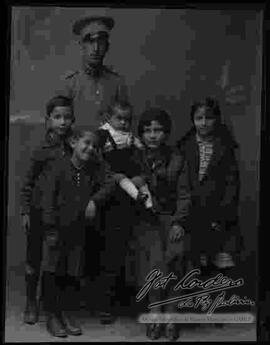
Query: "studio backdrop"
8 6 262 291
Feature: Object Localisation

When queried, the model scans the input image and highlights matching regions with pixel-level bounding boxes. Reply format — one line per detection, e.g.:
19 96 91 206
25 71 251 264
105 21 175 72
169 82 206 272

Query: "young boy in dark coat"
41 129 116 338
131 108 190 341
176 97 240 271
20 95 74 324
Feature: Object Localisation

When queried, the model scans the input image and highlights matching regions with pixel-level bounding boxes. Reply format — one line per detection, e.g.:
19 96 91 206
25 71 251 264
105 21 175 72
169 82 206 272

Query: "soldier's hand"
85 200 96 220
169 224 185 242
22 214 30 235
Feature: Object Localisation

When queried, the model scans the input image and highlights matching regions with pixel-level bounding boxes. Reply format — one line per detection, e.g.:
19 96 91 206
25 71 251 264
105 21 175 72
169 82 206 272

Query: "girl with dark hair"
176 97 240 272
130 107 190 341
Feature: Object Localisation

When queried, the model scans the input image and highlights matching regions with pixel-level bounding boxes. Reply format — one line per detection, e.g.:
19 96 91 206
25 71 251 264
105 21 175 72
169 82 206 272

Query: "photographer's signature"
136 269 255 314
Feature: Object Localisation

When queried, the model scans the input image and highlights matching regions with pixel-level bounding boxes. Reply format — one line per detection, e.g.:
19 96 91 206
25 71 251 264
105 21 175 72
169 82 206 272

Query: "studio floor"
4 221 257 342
4 264 257 342
5 307 256 342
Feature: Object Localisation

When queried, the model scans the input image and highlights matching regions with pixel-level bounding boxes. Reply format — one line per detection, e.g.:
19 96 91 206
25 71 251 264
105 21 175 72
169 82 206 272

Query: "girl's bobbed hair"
190 97 221 123
138 107 172 138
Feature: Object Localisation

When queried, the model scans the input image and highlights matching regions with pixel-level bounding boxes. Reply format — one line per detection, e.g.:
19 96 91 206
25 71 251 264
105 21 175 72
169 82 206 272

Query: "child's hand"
85 200 96 219
46 232 58 247
211 222 222 232
169 224 185 242
22 214 30 235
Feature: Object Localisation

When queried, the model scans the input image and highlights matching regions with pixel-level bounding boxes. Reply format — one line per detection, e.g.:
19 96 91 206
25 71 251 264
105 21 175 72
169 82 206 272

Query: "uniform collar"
84 64 106 78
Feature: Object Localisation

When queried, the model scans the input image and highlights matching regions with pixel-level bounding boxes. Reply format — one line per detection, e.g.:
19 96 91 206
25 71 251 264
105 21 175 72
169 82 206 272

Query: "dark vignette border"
2 0 269 343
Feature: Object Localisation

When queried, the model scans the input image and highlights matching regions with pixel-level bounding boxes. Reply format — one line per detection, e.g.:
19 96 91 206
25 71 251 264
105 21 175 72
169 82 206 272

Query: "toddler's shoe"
136 191 148 205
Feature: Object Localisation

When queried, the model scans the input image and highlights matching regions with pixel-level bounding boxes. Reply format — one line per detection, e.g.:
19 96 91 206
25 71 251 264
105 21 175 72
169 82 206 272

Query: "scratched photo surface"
6 5 261 342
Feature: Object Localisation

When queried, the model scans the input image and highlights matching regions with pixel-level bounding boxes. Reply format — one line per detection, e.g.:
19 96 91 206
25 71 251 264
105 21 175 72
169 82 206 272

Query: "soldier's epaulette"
62 70 79 80
103 65 119 76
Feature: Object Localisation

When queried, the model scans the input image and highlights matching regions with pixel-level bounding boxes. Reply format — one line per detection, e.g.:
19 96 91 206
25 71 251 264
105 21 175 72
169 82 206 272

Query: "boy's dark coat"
41 156 115 276
20 130 72 214
20 130 72 270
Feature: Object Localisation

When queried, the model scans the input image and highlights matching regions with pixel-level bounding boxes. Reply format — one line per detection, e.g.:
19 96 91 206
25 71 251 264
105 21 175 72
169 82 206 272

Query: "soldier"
57 16 128 129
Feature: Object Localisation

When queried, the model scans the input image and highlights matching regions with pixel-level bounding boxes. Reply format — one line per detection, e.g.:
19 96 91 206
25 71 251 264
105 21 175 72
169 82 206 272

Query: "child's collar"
70 156 86 170
45 129 72 146
196 133 215 144
143 143 170 157
100 122 130 136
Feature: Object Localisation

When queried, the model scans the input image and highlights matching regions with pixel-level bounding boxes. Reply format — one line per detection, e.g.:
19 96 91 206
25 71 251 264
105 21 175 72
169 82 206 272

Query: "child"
41 130 116 338
131 108 190 341
94 101 154 324
96 100 153 208
20 95 74 324
176 97 240 273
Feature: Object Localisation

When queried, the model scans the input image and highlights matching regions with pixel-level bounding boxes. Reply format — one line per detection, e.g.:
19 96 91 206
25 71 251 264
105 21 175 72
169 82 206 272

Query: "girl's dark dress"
128 144 190 311
176 125 240 265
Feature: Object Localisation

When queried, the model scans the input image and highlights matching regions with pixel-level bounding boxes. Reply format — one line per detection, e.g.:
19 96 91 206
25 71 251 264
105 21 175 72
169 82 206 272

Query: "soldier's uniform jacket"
59 66 128 129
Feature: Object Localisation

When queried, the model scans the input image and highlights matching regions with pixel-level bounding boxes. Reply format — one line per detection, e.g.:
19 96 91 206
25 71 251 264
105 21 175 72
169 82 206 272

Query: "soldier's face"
46 106 74 136
108 107 132 132
80 35 108 67
142 120 167 148
72 132 99 162
193 106 217 138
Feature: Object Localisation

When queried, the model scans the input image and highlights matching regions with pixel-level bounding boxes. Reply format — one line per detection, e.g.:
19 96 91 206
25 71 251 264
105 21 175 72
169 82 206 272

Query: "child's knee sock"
119 177 139 200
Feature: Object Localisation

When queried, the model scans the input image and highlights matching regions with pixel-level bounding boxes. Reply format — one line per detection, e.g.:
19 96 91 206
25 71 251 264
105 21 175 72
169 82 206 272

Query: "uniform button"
96 90 100 95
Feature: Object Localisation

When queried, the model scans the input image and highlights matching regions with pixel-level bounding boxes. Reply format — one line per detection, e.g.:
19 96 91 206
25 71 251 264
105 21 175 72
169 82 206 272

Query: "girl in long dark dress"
176 97 240 272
